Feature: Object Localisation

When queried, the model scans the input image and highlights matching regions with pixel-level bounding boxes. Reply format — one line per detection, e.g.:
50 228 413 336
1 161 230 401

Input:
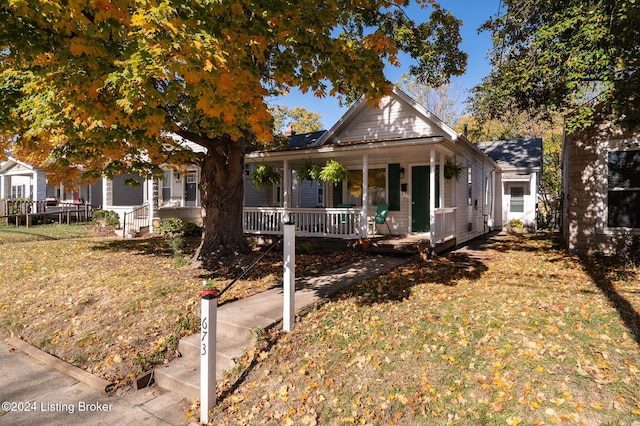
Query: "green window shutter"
388 163 400 211
332 181 343 206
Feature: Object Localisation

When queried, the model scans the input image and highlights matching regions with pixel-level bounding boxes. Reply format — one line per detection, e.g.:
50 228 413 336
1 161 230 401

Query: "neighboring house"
477 138 543 230
0 156 101 205
562 107 640 254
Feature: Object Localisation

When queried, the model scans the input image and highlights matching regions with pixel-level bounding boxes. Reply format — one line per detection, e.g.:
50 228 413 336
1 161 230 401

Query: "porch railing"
2 199 47 215
122 204 150 237
433 207 456 245
243 207 363 238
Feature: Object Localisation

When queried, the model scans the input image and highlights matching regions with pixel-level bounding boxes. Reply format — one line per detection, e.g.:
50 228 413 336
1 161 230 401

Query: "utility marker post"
283 222 296 332
200 289 218 424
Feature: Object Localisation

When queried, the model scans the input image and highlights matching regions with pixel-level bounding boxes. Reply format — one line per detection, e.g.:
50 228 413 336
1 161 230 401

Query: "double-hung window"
607 150 640 228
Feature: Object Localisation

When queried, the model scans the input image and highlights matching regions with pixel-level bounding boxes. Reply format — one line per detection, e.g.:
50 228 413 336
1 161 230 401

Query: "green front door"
411 166 430 232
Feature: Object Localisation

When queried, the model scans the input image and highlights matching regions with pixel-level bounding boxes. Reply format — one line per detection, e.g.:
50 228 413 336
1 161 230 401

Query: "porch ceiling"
246 136 456 168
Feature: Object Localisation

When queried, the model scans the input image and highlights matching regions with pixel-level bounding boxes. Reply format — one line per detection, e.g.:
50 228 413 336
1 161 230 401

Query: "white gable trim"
315 86 460 146
0 157 37 174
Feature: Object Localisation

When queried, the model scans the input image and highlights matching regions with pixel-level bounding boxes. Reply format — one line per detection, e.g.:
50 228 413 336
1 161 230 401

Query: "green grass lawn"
0 223 98 243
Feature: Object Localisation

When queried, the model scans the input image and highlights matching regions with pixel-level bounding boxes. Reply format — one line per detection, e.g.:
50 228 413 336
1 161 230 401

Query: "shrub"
92 210 120 227
509 218 523 229
7 198 32 215
156 218 201 236
168 236 185 257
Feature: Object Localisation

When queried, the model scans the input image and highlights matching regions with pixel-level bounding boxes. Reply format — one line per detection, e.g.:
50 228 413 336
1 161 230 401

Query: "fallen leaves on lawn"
203 234 640 425
0 233 368 388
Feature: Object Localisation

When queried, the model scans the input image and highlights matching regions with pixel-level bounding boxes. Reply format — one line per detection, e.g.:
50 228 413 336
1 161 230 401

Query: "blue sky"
268 0 501 129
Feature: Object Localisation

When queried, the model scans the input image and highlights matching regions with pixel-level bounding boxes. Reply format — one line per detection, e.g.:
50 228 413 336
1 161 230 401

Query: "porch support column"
31 170 38 200
530 172 537 230
0 174 5 199
147 178 155 233
439 151 445 208
102 178 108 208
429 149 436 243
361 154 369 237
283 160 290 222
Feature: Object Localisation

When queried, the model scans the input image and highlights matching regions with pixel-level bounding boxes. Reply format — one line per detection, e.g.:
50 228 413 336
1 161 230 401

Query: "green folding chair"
368 203 390 235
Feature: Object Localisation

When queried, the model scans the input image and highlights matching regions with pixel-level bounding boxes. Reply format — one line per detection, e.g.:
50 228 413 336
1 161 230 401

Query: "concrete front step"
177 322 255 363
153 256 410 402
154 321 257 401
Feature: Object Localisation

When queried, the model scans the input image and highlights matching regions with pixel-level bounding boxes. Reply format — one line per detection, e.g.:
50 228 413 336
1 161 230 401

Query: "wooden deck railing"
244 207 457 242
1 200 94 226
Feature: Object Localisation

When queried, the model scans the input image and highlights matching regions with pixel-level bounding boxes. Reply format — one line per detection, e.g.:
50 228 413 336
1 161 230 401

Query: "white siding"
334 97 443 143
455 156 493 244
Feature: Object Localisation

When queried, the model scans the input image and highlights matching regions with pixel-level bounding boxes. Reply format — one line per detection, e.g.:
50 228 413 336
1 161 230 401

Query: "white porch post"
31 171 38 200
283 160 290 222
361 154 369 237
148 178 155 233
439 151 445 208
102 178 108 208
429 149 436 243
530 172 537 230
0 174 5 199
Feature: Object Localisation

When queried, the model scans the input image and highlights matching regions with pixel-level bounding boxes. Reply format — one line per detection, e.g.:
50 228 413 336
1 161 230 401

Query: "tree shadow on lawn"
496 232 640 346
487 232 640 346
0 227 64 242
347 253 489 306
579 254 640 347
90 235 200 257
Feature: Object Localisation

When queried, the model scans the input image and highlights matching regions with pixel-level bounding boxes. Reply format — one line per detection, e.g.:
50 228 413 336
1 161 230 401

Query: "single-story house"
478 138 543 231
0 156 101 205
241 87 501 248
562 106 640 254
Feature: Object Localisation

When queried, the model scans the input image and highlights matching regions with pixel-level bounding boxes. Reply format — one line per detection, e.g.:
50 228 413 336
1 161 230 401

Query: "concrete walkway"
0 255 408 426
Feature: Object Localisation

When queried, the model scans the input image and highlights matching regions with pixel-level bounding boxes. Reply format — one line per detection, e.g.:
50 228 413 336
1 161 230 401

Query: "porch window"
11 185 25 198
607 150 640 228
510 187 525 213
346 168 386 206
162 171 171 201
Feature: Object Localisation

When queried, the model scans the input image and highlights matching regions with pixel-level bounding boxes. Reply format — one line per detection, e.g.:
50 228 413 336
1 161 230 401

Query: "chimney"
284 124 296 136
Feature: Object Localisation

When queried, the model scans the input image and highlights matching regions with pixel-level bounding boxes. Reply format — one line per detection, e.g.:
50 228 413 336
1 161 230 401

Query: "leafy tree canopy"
0 0 466 181
470 0 640 132
0 0 467 266
269 105 323 135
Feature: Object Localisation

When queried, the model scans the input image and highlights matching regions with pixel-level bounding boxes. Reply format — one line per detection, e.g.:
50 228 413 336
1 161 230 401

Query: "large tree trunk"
193 134 250 269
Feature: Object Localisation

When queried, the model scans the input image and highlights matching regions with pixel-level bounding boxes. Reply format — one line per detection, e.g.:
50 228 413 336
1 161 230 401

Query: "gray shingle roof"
477 138 542 170
288 130 328 149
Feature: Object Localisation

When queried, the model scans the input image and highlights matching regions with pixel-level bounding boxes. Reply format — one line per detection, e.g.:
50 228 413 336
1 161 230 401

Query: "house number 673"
201 316 208 356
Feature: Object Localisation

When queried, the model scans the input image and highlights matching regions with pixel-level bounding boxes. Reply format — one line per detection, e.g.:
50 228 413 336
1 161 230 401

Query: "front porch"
242 206 457 247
